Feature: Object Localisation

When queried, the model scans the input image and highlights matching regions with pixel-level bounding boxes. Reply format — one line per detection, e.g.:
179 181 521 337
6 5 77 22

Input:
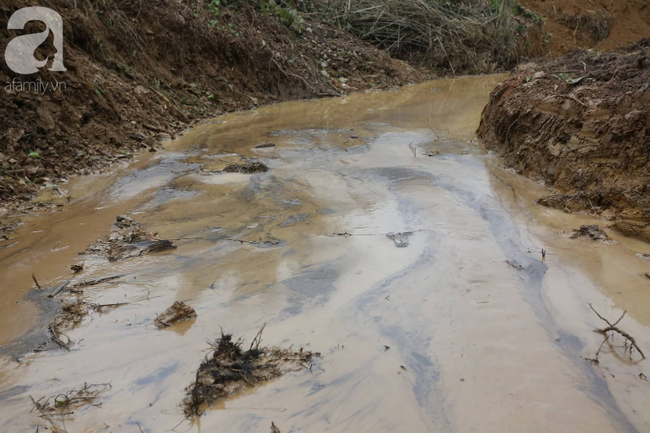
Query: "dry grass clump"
30 383 111 433
304 0 530 74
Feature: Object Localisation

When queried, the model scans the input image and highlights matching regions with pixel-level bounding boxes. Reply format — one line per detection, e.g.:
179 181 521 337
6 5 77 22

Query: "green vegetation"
513 3 545 25
259 1 305 34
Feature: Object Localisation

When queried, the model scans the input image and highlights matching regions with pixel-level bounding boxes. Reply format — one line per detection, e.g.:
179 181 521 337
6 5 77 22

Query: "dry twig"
589 303 645 360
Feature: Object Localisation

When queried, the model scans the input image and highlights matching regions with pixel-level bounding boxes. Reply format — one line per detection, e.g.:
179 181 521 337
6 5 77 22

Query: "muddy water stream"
1 76 649 433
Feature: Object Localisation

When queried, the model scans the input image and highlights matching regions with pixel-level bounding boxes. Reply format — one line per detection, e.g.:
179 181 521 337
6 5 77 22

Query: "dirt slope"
520 0 650 56
0 0 425 215
478 39 650 242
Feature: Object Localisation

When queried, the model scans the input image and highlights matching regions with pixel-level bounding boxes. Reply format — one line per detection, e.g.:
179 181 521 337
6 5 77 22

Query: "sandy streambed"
0 76 649 433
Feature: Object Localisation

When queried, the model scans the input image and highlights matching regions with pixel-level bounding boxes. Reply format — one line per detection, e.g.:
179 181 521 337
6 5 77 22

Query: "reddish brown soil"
478 39 650 242
0 0 425 219
520 0 650 56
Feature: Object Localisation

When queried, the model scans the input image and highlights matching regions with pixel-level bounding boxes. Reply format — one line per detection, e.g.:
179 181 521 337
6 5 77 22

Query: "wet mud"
0 76 649 433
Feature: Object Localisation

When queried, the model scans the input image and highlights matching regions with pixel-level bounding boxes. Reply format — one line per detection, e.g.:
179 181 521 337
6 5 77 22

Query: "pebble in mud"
386 232 412 248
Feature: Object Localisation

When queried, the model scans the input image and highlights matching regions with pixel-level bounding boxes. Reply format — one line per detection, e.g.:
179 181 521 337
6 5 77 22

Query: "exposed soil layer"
0 0 425 212
519 0 650 56
478 39 650 242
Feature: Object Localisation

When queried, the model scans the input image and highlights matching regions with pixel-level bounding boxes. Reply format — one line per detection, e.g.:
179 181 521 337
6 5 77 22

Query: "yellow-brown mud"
0 76 649 433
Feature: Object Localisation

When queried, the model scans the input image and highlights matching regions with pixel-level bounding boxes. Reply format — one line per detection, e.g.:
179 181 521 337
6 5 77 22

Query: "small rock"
255 143 276 149
129 132 148 142
115 215 134 228
387 232 412 248
635 252 650 262
143 123 163 132
157 133 172 143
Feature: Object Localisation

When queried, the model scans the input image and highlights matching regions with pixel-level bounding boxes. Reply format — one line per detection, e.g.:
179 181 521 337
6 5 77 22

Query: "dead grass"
304 0 531 74
30 383 111 433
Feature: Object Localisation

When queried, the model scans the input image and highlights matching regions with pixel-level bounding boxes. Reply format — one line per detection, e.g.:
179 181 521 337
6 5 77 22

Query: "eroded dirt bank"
0 0 425 213
519 0 650 56
478 39 650 242
0 76 649 433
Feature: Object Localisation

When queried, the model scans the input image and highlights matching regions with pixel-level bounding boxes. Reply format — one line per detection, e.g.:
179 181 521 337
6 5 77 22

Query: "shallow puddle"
1 76 649 433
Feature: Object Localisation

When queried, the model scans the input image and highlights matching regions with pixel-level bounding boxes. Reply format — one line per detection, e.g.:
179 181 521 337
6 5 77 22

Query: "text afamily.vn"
5 77 67 95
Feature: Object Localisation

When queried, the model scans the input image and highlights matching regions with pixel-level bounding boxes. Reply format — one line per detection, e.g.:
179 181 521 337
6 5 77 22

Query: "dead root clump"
49 298 126 350
81 215 176 262
183 329 318 418
587 304 645 364
223 161 269 174
31 383 111 432
570 225 609 242
48 299 91 350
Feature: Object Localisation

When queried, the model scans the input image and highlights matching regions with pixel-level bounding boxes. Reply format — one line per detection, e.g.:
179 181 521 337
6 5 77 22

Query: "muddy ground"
0 0 425 215
1 76 649 433
3 0 649 226
478 39 650 242
520 0 650 56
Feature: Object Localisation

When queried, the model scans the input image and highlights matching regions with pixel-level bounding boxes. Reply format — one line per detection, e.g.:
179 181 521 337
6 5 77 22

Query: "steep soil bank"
0 0 425 216
519 0 650 56
478 39 650 242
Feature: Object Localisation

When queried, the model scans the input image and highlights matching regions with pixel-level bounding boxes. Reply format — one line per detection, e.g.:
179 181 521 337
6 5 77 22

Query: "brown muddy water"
1 76 650 433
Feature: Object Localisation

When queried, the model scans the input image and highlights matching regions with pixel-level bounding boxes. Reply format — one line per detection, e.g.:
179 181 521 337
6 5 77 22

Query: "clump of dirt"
571 225 610 241
0 0 425 212
184 330 317 418
223 161 269 174
81 215 176 261
517 0 650 57
155 301 197 328
478 39 650 242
